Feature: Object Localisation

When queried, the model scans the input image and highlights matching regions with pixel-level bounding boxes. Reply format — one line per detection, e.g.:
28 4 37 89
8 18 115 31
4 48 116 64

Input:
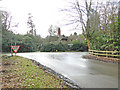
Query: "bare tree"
27 13 36 36
1 10 18 32
1 11 12 30
0 11 2 53
48 25 57 36
62 0 97 50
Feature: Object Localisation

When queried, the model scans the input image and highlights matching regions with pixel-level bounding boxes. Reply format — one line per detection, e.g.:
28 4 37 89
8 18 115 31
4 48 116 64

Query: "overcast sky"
0 0 118 37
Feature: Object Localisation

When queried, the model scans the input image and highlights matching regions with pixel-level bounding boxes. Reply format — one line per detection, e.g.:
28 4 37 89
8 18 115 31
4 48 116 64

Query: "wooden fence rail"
89 50 120 58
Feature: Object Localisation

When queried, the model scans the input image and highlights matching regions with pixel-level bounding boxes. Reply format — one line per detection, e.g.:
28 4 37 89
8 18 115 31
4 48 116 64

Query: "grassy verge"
1 55 68 88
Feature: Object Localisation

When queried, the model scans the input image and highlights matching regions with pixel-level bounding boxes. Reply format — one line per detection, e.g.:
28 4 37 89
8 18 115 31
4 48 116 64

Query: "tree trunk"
87 39 90 51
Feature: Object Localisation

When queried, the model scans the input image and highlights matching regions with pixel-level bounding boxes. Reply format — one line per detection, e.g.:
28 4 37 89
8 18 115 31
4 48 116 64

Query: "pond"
16 52 118 88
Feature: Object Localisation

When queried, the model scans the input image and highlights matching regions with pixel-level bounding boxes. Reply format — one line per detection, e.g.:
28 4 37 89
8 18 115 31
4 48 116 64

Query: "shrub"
71 43 88 52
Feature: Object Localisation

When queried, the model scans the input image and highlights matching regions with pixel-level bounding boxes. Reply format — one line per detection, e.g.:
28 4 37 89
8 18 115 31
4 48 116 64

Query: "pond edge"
29 58 81 89
82 55 119 64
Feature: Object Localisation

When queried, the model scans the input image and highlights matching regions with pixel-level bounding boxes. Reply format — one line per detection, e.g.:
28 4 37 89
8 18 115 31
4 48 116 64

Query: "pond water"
16 52 118 88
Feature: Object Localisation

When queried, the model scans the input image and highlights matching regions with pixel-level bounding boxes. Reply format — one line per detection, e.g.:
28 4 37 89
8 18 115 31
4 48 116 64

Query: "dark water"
16 52 118 88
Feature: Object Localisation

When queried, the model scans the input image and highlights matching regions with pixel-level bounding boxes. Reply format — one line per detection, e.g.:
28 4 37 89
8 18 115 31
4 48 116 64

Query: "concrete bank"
83 55 119 64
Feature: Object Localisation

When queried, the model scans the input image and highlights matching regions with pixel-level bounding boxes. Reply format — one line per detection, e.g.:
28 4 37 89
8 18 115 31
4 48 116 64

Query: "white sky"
0 0 118 38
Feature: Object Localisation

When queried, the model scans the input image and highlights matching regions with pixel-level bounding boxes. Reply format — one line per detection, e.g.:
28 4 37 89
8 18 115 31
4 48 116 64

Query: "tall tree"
1 11 12 31
117 1 120 51
99 1 118 51
48 25 57 36
62 0 95 50
118 1 120 31
27 13 36 36
0 11 2 53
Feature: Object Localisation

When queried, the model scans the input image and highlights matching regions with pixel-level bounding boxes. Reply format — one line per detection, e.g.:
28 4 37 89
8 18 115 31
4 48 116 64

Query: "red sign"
11 45 20 54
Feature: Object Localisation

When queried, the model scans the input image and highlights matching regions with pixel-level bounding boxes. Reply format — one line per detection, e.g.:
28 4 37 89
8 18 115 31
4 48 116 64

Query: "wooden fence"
89 50 120 58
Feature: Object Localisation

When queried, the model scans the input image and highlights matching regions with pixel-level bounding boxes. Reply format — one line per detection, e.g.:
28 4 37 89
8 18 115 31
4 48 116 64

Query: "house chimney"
58 27 61 36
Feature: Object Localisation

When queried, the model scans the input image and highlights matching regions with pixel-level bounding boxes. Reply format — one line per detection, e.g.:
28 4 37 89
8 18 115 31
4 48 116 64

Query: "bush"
56 43 68 52
41 42 87 52
41 43 68 52
70 43 88 52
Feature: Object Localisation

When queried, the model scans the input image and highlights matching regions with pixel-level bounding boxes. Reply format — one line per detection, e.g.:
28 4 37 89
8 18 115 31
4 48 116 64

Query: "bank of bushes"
71 43 88 52
2 30 42 52
40 42 88 52
2 29 88 52
41 43 68 52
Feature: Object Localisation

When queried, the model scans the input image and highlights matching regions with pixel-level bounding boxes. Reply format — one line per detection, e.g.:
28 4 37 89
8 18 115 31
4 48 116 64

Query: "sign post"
11 45 20 55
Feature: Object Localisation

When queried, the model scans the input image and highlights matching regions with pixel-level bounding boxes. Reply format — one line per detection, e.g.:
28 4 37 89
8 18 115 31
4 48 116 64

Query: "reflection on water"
17 52 118 88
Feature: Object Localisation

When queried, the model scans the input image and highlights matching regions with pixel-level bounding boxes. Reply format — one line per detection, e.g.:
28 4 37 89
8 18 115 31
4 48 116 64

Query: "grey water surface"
16 52 118 88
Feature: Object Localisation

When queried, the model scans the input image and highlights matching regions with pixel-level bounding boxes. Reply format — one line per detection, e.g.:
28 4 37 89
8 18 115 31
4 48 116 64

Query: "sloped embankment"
1 55 80 88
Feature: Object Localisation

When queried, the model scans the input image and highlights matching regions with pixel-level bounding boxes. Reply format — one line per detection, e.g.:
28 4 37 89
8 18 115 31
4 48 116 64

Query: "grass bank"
1 55 68 88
